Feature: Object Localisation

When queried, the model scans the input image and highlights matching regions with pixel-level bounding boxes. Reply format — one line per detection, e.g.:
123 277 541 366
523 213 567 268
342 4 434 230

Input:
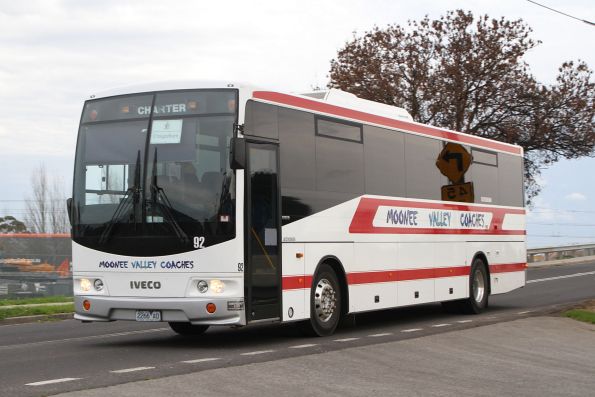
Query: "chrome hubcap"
473 268 486 303
314 278 337 322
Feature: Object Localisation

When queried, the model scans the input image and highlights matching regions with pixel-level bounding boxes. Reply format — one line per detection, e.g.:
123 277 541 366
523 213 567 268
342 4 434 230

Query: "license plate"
135 310 161 322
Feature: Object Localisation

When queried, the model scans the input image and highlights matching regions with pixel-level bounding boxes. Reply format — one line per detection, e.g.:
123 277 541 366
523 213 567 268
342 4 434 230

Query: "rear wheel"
168 322 209 336
442 258 489 314
300 264 342 337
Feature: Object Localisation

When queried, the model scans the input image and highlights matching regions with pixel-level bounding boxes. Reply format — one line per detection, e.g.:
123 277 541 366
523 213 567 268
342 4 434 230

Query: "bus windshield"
72 89 237 256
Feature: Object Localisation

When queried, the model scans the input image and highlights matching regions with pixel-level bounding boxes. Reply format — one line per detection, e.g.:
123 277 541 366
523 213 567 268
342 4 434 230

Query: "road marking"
110 366 155 374
368 333 393 337
241 350 274 356
517 311 532 315
333 337 359 342
431 323 451 328
26 378 81 386
457 320 472 323
528 271 595 284
401 328 423 333
0 327 170 351
289 344 318 349
181 357 221 364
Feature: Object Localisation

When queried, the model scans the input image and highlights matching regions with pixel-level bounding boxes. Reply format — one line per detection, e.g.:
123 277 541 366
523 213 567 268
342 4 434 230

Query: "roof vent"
300 88 412 122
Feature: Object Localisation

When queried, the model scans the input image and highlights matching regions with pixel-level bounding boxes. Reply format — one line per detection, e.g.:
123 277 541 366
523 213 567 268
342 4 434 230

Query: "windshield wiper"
149 148 189 245
98 151 142 245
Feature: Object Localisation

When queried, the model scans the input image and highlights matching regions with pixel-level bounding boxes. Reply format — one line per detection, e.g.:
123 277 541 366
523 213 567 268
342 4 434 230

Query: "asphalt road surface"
1 262 594 397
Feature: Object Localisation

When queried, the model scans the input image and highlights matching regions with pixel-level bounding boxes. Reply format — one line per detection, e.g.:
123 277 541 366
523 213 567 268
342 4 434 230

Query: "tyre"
441 258 489 314
300 263 342 337
168 322 209 336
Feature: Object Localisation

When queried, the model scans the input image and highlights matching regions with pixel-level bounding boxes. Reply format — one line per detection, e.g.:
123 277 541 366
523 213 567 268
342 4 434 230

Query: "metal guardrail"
527 243 595 263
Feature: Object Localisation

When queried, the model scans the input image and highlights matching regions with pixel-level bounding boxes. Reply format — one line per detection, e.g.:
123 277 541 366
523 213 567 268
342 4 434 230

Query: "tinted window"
467 162 499 204
404 135 445 200
498 153 524 207
316 136 364 194
364 126 405 197
278 108 316 190
316 117 362 142
244 100 279 140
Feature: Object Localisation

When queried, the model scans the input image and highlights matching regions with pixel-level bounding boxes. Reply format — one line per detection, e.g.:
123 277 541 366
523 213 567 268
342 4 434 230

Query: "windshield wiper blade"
150 148 189 245
99 151 142 245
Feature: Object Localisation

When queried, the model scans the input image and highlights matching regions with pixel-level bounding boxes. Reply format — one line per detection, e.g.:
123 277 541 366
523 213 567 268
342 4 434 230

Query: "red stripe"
282 275 313 290
349 197 525 236
253 91 522 155
282 263 525 290
489 263 527 273
0 233 70 238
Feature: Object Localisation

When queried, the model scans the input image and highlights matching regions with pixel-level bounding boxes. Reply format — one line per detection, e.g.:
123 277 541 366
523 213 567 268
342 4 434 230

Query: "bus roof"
85 80 524 156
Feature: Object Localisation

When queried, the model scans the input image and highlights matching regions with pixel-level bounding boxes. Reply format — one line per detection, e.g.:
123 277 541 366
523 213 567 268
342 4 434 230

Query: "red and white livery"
70 81 525 336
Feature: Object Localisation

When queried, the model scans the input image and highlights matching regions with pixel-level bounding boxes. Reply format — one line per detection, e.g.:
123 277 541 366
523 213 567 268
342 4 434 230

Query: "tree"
25 164 69 234
0 216 28 233
328 10 595 201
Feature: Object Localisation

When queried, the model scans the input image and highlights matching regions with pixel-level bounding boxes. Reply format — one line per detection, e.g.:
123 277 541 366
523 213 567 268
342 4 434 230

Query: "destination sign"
373 206 492 230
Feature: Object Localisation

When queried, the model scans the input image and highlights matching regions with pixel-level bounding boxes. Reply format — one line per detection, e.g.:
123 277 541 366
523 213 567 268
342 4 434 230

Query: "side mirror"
66 198 73 226
230 137 246 170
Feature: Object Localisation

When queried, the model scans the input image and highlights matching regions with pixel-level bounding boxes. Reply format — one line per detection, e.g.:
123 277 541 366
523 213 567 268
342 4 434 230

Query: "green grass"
0 304 74 320
0 295 73 307
564 309 595 325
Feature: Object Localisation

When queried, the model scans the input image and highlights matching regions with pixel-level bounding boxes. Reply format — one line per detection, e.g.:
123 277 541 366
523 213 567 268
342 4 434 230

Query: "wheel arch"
314 255 349 315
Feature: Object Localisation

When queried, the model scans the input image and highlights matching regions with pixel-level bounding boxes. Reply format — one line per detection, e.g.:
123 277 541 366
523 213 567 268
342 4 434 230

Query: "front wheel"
300 264 342 337
168 322 209 336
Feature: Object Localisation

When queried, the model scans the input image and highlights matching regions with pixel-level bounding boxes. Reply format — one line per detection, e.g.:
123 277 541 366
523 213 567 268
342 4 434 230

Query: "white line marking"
241 350 274 356
333 337 360 342
26 378 81 386
368 333 393 337
1 327 169 351
528 271 595 284
181 357 221 364
517 311 532 315
457 320 473 323
110 366 155 374
289 344 318 349
401 328 423 333
431 323 451 328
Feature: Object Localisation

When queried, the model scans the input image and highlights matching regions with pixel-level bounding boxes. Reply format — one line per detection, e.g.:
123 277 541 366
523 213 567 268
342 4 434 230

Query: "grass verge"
564 309 595 325
0 295 74 307
0 304 74 320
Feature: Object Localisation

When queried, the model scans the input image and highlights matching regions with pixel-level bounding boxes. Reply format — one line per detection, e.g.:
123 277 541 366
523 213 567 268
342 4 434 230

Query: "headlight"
80 278 92 292
197 280 208 293
209 279 225 294
93 279 104 291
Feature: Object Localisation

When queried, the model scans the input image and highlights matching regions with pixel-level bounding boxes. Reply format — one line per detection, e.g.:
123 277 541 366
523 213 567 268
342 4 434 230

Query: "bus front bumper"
74 296 246 326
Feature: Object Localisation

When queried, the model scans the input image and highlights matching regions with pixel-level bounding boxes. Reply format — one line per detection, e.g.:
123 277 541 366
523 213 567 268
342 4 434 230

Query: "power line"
526 0 595 26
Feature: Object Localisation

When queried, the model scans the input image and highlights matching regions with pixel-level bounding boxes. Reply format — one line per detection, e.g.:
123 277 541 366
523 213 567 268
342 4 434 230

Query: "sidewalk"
56 316 595 397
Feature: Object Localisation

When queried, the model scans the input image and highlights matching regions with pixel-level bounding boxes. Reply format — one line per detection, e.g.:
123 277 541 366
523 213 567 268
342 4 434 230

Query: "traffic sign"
441 182 475 203
436 142 472 183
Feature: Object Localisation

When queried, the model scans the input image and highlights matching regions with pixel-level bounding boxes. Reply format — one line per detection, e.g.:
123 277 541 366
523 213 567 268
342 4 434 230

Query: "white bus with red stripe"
69 81 525 336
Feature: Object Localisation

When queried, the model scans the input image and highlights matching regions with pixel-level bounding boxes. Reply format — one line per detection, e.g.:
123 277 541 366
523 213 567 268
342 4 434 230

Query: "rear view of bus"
70 86 244 334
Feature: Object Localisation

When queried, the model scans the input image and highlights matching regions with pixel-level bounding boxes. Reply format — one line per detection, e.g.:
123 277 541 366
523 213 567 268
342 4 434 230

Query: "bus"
68 81 526 336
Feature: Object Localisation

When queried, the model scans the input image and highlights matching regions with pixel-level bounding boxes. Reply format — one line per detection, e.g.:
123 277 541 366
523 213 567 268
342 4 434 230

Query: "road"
1 262 594 397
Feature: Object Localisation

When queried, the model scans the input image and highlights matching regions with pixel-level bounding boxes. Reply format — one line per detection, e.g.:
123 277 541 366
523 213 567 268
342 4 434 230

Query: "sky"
0 0 593 247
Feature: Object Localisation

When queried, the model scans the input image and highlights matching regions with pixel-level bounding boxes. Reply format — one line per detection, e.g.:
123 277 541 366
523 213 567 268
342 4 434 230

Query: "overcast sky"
0 0 593 247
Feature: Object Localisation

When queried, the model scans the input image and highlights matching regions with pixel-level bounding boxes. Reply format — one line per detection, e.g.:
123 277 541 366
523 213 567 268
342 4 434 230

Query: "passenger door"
245 142 281 322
